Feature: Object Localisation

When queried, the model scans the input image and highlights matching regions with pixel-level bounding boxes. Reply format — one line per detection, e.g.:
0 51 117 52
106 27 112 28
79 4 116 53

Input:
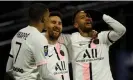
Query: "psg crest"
44 46 48 56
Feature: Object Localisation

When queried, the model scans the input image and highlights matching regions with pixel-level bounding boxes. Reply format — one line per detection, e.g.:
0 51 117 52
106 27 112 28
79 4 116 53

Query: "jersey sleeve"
58 34 71 45
6 57 13 72
30 34 48 67
98 14 126 46
98 31 113 46
6 39 14 72
30 34 49 79
8 40 14 58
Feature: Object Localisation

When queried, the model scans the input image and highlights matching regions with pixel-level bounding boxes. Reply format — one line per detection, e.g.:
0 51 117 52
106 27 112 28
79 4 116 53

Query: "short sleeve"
58 34 71 45
30 34 48 67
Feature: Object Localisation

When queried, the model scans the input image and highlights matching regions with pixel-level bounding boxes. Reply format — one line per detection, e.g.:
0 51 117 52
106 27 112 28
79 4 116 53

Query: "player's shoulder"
41 32 45 35
24 26 45 39
31 33 47 44
19 26 32 33
98 31 109 38
60 33 71 36
56 33 71 45
23 26 47 44
71 32 79 35
98 30 111 44
59 33 71 39
12 26 28 39
71 32 79 38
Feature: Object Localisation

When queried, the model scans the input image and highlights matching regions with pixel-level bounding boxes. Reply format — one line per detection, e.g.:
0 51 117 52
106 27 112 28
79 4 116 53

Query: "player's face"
47 16 62 40
75 11 93 32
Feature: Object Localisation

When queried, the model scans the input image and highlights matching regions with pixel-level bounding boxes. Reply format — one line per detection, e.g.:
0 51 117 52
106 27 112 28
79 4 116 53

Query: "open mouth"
53 27 60 35
85 22 91 26
53 30 59 33
53 30 60 36
86 21 91 24
53 28 60 32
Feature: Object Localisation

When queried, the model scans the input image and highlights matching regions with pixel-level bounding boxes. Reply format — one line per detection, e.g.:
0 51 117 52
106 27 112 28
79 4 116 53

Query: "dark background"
0 1 133 80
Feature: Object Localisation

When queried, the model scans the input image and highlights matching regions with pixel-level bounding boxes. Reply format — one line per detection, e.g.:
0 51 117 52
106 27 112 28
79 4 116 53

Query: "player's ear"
74 22 78 28
44 25 48 31
43 27 47 31
41 16 45 23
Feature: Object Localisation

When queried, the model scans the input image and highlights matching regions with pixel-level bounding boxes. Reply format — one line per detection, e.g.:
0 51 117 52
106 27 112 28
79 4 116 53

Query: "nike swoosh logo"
48 54 53 57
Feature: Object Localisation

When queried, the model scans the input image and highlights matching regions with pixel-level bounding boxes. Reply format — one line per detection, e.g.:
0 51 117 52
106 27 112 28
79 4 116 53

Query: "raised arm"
99 14 126 45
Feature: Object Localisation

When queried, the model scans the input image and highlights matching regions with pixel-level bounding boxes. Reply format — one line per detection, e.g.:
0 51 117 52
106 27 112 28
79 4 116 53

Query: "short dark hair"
49 11 62 19
29 3 48 22
72 9 83 24
72 9 91 24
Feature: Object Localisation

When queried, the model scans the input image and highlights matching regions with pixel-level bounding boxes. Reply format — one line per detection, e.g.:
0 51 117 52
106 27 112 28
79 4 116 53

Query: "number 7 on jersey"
14 42 22 63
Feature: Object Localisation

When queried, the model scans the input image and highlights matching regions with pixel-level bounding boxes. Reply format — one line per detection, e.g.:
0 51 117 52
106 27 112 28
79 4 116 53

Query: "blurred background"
1 1 133 80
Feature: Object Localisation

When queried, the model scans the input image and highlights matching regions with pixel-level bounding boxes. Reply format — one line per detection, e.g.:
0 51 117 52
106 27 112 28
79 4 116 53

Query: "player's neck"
79 29 92 37
45 32 58 45
29 21 43 32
